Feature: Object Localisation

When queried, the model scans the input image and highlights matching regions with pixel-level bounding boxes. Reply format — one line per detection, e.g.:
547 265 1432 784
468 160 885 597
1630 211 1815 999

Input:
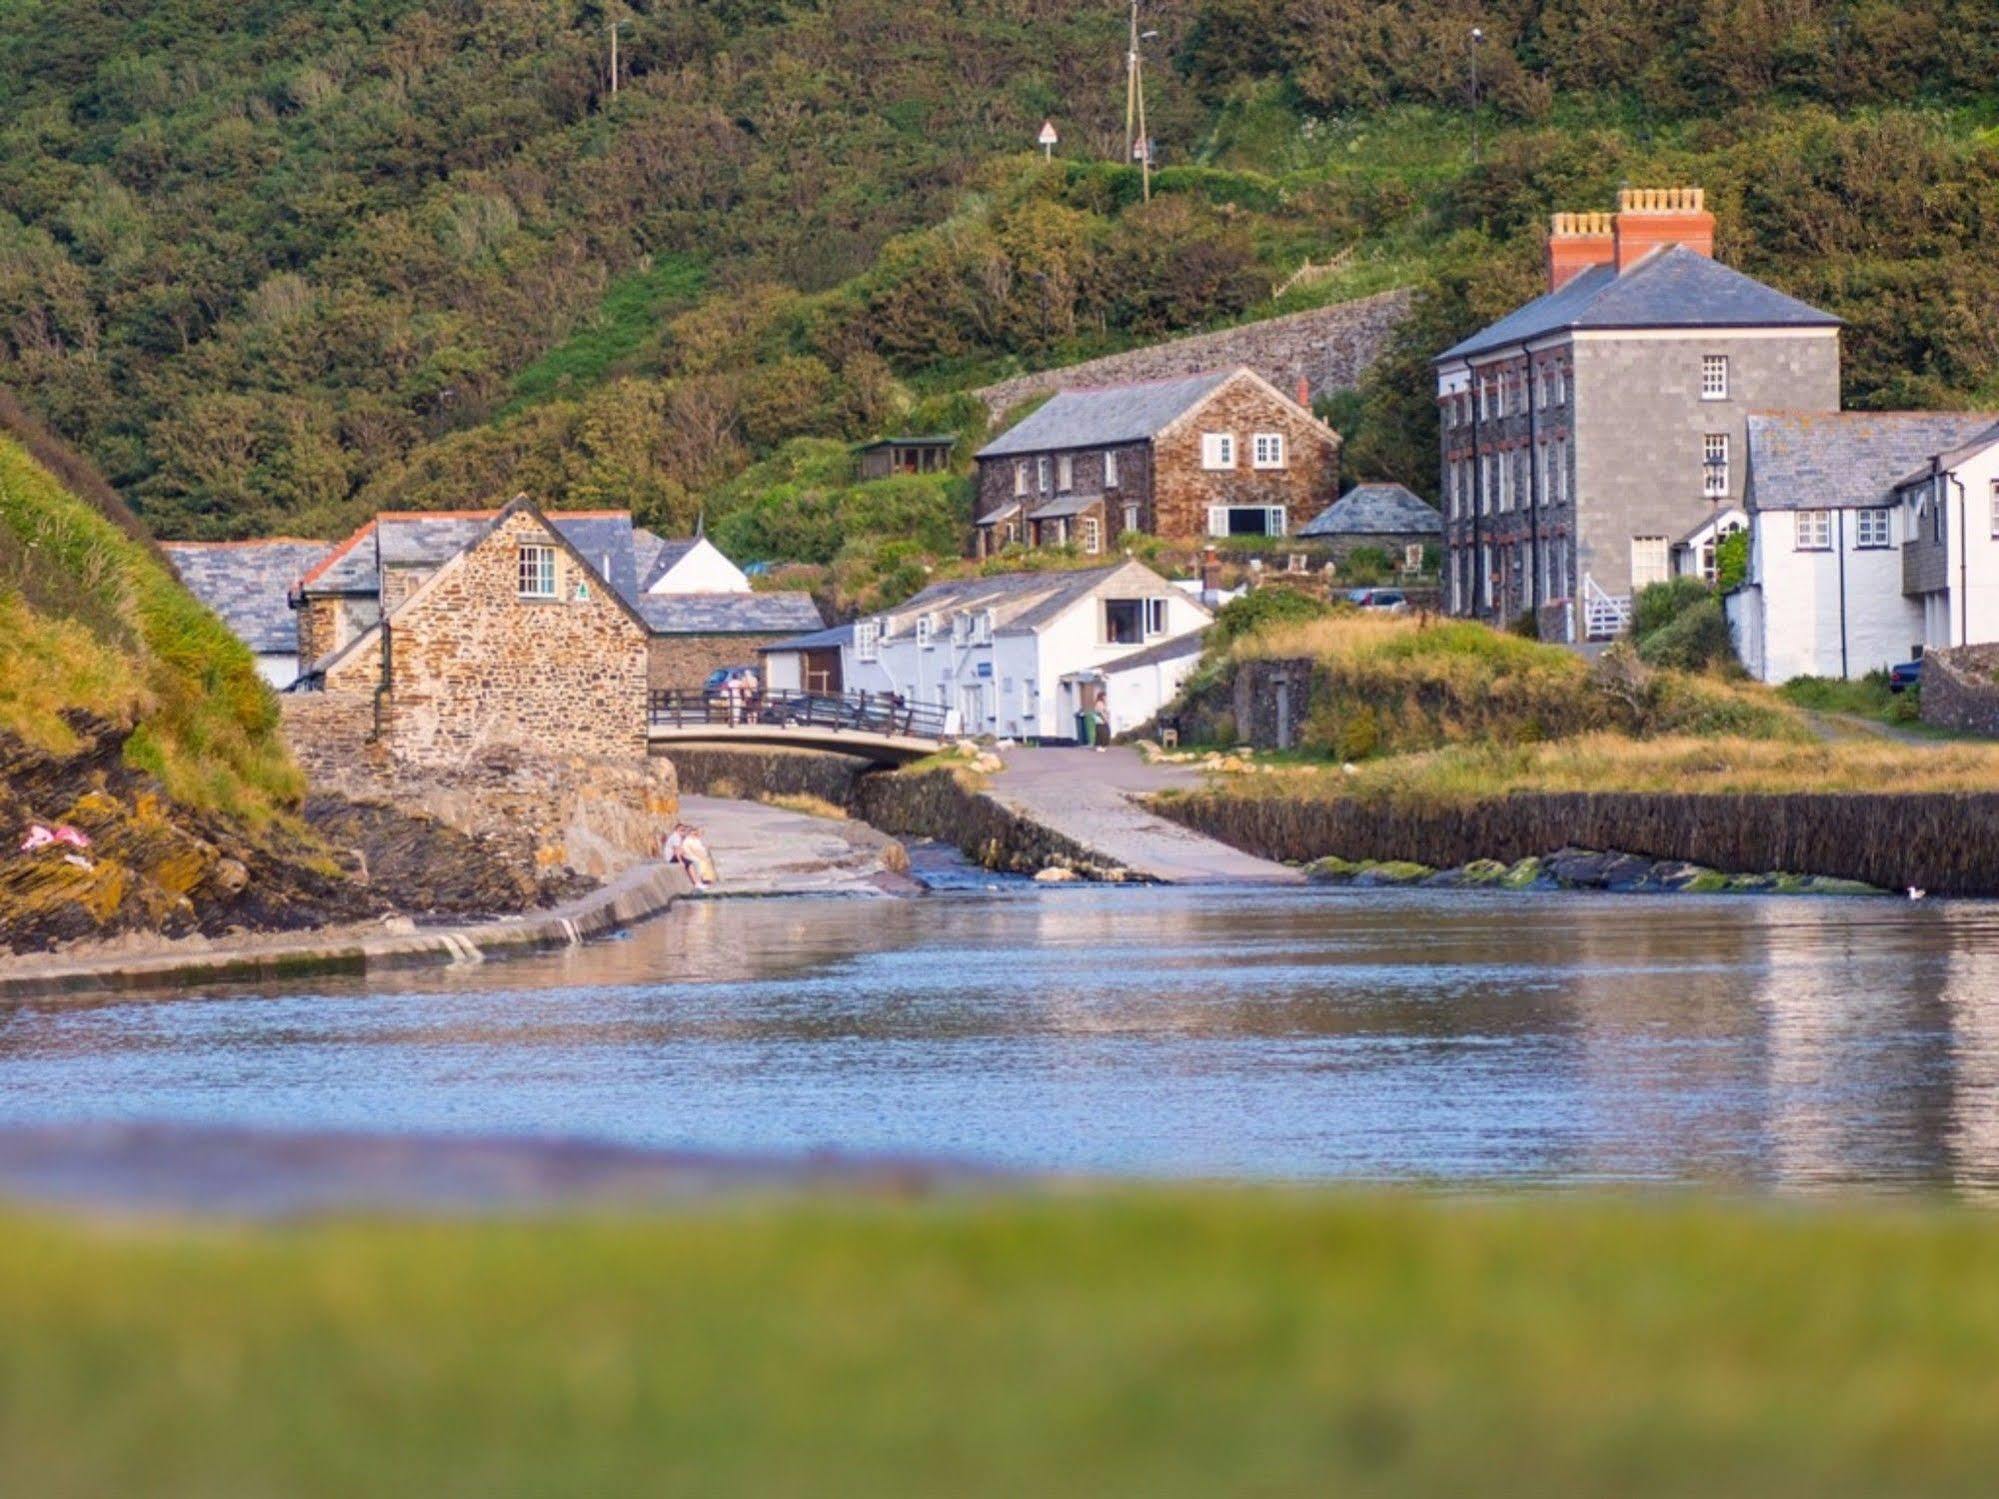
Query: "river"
5 882 1999 1193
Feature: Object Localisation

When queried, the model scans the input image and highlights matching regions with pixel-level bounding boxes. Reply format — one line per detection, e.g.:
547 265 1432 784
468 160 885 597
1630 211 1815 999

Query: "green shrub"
1211 587 1334 646
1715 530 1749 591
1342 545 1393 583
1635 597 1739 674
1632 577 1713 641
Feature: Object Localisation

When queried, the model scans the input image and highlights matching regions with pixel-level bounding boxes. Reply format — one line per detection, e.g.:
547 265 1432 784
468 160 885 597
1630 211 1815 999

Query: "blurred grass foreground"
5 1193 1999 1496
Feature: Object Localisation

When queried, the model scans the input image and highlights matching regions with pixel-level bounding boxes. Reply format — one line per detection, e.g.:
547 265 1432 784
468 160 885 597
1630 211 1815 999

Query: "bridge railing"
648 689 950 742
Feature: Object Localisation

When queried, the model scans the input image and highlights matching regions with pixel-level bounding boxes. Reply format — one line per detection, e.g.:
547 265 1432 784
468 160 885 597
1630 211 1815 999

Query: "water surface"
6 886 1999 1192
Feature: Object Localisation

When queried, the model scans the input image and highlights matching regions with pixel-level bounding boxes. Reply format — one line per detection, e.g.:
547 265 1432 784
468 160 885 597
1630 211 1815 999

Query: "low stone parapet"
1919 644 1999 736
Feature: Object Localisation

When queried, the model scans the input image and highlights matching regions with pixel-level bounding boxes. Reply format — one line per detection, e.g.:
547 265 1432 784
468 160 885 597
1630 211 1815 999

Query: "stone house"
970 367 1340 557
1295 482 1441 570
314 498 652 766
760 560 1211 741
1435 187 1842 642
1729 412 1999 682
162 538 329 689
293 505 821 695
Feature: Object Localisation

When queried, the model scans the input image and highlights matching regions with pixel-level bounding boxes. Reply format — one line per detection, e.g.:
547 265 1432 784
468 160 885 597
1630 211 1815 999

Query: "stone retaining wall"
1920 644 1999 736
973 288 1412 418
1158 790 1999 895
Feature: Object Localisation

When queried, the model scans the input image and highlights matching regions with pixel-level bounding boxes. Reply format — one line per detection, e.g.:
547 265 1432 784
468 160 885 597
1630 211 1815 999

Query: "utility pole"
609 15 628 98
1126 1 1157 203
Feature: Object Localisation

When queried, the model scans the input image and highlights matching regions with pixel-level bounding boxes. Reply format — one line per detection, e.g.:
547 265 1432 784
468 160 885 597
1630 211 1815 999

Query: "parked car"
1888 659 1923 693
703 666 760 695
1346 587 1409 611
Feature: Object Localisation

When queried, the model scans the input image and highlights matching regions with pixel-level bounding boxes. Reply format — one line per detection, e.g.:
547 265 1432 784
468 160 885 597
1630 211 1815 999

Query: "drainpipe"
1836 508 1848 680
1952 471 1970 646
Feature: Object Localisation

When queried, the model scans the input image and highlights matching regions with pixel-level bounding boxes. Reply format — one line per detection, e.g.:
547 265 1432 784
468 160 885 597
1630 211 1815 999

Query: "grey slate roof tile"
1296 483 1440 538
1027 492 1105 520
1746 412 1999 512
1438 246 1839 363
1101 629 1207 673
975 370 1236 458
163 540 329 654
635 592 824 635
760 621 856 653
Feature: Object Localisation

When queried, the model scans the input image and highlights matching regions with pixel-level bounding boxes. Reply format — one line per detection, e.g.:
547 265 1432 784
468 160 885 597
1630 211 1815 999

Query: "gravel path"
989 747 1302 885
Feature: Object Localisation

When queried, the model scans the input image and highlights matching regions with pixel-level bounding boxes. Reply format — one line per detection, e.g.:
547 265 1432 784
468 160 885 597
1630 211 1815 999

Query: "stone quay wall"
1920 644 1999 736
973 288 1412 418
1159 789 1999 896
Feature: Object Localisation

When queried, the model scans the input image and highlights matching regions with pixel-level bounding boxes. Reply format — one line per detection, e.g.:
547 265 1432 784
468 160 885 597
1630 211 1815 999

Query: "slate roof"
635 592 824 635
303 508 641 604
1027 492 1104 521
759 621 855 654
1746 412 1999 512
856 434 955 450
1296 483 1440 538
975 370 1237 458
879 565 1131 640
638 536 698 591
163 540 328 654
1438 246 1840 364
1100 629 1207 674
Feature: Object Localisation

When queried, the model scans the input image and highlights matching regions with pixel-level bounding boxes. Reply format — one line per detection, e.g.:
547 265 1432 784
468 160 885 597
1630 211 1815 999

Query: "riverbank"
6 1187 1999 1496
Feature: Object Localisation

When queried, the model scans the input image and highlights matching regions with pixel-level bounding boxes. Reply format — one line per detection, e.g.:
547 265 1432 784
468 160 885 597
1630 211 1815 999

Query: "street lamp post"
1469 26 1485 167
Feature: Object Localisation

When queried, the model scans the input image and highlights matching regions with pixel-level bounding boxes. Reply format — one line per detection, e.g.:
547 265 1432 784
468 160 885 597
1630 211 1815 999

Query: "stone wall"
1230 658 1318 751
975 441 1152 528
1920 644 1999 735
973 288 1412 418
382 508 649 765
1152 376 1340 541
649 632 792 691
1160 788 1999 896
278 692 381 780
662 745 873 803
295 593 376 672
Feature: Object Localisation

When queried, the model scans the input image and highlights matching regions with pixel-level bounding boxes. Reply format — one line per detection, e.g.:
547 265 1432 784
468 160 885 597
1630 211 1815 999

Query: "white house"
1671 507 1744 584
1729 412 1999 682
760 560 1211 740
638 534 751 595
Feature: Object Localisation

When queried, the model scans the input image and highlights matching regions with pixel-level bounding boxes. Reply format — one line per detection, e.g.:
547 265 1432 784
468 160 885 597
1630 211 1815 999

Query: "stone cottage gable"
1150 369 1341 540
380 501 651 766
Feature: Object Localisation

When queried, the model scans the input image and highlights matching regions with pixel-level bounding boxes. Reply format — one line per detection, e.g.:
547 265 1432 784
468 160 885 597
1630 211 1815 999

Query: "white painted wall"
255 653 299 690
1099 650 1202 736
648 538 750 595
1741 506 1919 682
762 651 803 692
1914 446 1999 652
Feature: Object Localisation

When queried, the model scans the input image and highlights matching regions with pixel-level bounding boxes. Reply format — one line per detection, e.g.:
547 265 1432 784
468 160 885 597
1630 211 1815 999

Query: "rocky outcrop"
1919 644 1999 736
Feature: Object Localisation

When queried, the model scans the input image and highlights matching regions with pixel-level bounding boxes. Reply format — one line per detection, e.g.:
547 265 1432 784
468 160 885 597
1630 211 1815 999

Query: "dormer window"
517 544 557 599
855 618 881 662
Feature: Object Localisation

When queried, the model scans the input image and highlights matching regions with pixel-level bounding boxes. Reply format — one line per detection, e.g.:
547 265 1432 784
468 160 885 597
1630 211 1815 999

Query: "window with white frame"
1080 516 1101 554
1104 450 1120 488
1201 433 1236 470
1498 453 1512 512
951 613 969 644
1795 509 1832 550
1856 508 1892 549
1701 354 1728 400
1703 434 1729 498
1631 535 1670 589
1123 502 1140 534
1036 456 1050 492
1554 438 1568 503
973 610 993 643
1057 453 1074 492
855 618 880 662
1145 597 1167 635
1014 461 1029 497
916 614 935 648
1252 432 1286 469
517 544 557 598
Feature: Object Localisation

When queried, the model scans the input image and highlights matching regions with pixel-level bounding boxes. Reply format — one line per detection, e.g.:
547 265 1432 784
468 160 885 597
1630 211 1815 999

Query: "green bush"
1211 587 1334 646
1715 530 1749 591
1635 597 1739 674
1632 577 1714 640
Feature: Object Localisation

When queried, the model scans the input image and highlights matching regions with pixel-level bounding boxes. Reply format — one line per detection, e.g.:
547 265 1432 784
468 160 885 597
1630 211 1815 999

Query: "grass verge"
3 1192 1999 1496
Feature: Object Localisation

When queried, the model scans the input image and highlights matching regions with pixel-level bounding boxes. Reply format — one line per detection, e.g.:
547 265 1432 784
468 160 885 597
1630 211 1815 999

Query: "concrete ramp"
989 747 1302 886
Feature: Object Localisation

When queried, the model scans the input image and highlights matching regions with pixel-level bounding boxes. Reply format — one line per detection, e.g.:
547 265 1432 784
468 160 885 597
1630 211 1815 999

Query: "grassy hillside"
7 1191 1999 1496
3 2 1999 547
0 401 299 821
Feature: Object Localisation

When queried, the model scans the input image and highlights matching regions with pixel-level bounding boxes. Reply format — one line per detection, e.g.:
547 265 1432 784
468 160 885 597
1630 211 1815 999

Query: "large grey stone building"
1433 188 1841 641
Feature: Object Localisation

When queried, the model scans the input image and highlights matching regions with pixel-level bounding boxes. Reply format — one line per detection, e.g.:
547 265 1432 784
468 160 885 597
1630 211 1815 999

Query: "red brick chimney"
1295 375 1312 409
1200 546 1221 595
1612 186 1713 273
1546 211 1613 292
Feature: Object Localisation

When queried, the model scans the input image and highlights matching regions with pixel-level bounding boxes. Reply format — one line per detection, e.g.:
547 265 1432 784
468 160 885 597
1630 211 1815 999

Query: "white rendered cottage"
761 560 1210 740
1729 412 1999 682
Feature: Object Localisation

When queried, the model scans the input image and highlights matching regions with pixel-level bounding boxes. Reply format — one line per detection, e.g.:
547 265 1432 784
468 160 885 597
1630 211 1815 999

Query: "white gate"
1582 574 1631 641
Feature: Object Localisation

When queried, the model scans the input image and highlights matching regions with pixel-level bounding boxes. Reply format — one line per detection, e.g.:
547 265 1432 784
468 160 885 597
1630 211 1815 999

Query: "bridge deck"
647 689 945 766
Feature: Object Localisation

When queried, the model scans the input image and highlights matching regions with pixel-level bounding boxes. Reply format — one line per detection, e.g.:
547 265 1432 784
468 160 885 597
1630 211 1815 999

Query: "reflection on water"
6 887 1999 1191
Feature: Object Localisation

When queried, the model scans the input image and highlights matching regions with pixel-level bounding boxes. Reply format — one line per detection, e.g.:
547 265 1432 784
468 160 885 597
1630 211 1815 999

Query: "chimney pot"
1613 185 1714 272
1295 375 1312 409
1546 209 1614 293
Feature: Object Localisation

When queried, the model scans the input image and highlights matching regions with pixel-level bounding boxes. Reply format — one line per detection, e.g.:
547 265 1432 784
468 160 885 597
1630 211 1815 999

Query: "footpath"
987 747 1301 885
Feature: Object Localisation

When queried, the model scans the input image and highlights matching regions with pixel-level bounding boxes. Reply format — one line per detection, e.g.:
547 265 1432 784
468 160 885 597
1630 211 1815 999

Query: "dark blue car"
1889 659 1923 693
